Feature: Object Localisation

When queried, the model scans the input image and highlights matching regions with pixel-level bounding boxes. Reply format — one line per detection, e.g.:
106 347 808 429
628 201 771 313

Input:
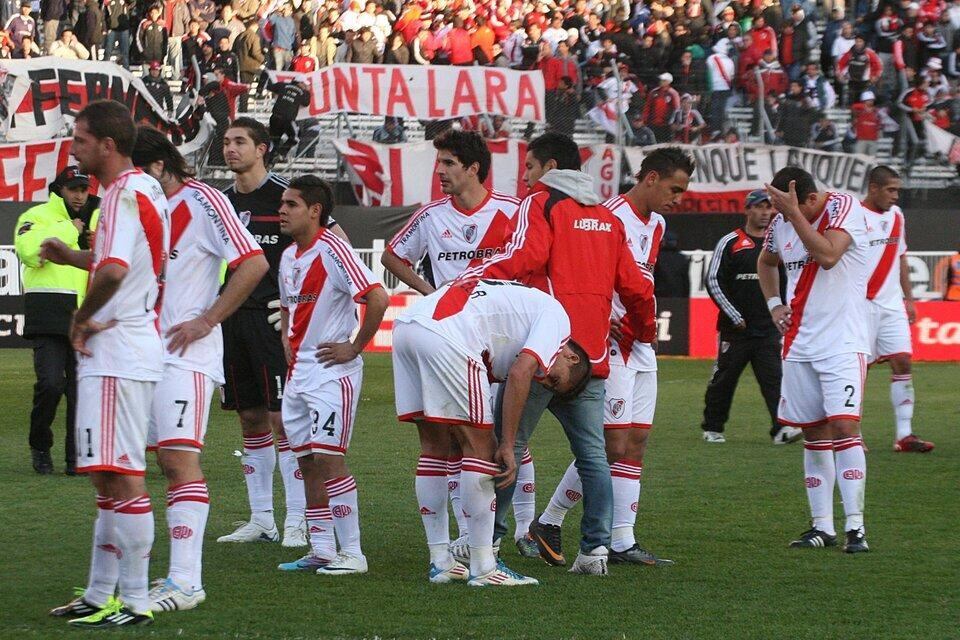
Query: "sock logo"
294 469 304 480
97 543 122 559
521 482 536 493
490 498 497 512
631 502 638 513
309 525 327 533
419 506 436 516
565 490 582 502
842 469 865 480
116 454 130 465
447 480 459 491
331 505 352 518
170 525 194 540
805 476 822 488
242 464 255 475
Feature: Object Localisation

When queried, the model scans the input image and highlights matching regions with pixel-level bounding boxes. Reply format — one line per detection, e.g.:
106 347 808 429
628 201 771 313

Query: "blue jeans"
493 377 611 552
103 29 130 67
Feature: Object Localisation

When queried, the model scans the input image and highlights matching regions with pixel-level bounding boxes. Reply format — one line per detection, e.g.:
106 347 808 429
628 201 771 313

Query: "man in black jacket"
267 79 310 159
700 189 801 445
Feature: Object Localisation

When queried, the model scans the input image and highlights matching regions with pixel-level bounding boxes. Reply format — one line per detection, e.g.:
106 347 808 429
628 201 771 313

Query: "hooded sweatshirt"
462 169 654 378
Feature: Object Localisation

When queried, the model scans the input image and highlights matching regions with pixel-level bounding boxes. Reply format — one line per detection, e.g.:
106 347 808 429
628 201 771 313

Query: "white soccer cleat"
428 561 469 584
467 559 539 587
773 426 803 445
702 431 726 444
450 534 470 564
316 552 368 575
281 519 308 547
569 546 609 576
216 520 280 543
148 578 206 613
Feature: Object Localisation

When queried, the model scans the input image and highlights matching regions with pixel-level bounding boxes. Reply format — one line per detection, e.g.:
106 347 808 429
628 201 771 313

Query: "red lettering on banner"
22 141 58 201
598 147 615 199
363 66 386 113
344 140 385 204
388 146 404 206
386 69 415 116
426 69 445 118
311 70 333 115
0 145 21 200
484 70 509 115
450 72 480 116
332 66 359 112
515 141 529 197
516 76 541 120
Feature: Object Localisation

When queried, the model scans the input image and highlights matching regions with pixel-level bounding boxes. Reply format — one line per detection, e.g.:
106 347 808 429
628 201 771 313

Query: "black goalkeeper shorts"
221 308 286 412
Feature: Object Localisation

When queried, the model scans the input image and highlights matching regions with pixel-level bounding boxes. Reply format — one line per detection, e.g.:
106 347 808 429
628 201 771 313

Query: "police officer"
700 189 801 445
13 167 100 474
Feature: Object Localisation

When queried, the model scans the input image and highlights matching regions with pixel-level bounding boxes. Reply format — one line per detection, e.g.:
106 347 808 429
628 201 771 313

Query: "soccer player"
759 167 872 553
129 126 268 612
380 130 539 559
43 100 170 627
394 278 592 586
461 133 656 575
275 175 388 575
860 166 933 453
534 148 693 566
217 117 348 547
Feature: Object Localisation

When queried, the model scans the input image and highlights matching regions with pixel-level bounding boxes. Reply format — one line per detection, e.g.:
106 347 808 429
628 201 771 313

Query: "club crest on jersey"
462 224 478 243
238 210 251 226
881 220 889 232
291 266 303 288
639 235 649 252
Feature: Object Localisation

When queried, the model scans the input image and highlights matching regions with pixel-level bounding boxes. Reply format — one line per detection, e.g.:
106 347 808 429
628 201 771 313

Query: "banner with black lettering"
0 59 172 141
267 64 544 122
333 138 621 206
624 144 876 213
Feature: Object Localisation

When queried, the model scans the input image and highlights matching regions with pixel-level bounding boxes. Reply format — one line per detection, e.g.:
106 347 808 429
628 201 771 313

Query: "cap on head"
860 90 876 101
53 165 90 191
745 189 770 207
659 72 673 83
149 60 162 70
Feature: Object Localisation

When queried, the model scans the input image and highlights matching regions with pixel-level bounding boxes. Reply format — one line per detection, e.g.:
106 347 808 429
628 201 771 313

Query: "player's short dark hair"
432 129 492 182
527 132 581 170
636 147 695 181
554 339 592 401
771 166 818 203
869 165 900 187
76 100 136 157
228 116 271 152
132 125 195 181
289 175 334 226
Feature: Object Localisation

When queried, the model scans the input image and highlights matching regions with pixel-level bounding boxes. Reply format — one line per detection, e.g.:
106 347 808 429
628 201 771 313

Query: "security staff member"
700 189 801 445
13 167 99 475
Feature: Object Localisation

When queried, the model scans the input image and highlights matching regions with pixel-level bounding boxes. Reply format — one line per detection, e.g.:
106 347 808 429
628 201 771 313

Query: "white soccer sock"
610 459 643 553
277 437 306 528
890 375 915 441
447 456 468 538
242 431 275 527
834 436 867 532
416 456 453 567
803 440 837 536
85 495 118 607
326 476 362 555
539 460 582 527
113 495 154 615
512 448 536 541
166 480 209 592
461 458 499 577
305 505 336 560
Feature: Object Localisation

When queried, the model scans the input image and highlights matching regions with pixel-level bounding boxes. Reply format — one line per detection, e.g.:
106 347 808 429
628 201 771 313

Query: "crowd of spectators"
5 0 960 160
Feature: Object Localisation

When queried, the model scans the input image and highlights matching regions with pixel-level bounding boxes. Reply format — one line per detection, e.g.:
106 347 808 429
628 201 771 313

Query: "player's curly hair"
132 125 195 181
432 129 492 182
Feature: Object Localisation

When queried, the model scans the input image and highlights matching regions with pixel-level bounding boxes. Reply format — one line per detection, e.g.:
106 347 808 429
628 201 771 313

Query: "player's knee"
238 407 270 434
889 355 912 374
156 449 202 485
605 440 626 463
316 454 349 480
832 421 861 439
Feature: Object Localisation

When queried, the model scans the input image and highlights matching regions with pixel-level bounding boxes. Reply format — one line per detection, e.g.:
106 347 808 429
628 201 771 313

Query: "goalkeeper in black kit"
268 80 311 160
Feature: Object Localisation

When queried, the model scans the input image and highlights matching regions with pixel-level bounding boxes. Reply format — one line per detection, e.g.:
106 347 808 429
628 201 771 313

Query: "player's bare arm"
70 263 127 355
317 285 389 366
381 249 436 296
38 237 93 270
758 247 791 335
899 254 916 323
279 307 292 364
496 353 540 489
166 254 269 356
328 222 350 243
765 180 852 269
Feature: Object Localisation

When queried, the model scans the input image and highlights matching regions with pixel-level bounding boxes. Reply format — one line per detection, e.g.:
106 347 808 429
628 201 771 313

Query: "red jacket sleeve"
837 49 851 74
472 192 552 283
868 50 883 79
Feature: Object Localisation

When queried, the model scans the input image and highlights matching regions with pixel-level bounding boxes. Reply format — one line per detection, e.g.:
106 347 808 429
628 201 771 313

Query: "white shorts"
392 321 493 429
778 353 868 428
867 302 913 363
603 363 657 429
76 376 155 476
148 367 215 452
282 369 362 457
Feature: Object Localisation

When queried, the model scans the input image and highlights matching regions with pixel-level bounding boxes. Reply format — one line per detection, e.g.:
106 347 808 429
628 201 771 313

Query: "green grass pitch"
1 350 956 639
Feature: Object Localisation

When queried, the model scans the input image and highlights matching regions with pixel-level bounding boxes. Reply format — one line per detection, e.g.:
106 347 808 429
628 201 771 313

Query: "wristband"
766 297 783 312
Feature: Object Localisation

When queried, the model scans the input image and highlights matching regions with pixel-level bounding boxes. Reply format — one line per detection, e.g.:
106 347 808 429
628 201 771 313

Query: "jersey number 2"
843 385 856 408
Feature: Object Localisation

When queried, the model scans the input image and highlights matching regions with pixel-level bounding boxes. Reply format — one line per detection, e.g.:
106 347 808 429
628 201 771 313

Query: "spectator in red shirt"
642 72 682 142
445 15 474 65
749 15 778 60
290 40 318 72
540 40 579 90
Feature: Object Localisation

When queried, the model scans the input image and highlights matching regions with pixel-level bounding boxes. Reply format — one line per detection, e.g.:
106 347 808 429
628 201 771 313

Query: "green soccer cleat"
68 600 154 628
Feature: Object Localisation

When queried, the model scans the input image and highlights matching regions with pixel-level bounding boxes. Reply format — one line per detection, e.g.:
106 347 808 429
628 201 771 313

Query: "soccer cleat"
844 528 870 554
317 552 368 575
31 449 53 474
789 527 838 548
772 426 803 445
148 578 206 612
467 559 539 587
49 589 115 618
281 519 308 548
894 434 934 453
569 546 609 575
428 561 469 584
702 431 726 443
217 520 280 543
278 553 331 572
68 601 154 628
450 534 470 564
528 517 565 566
609 543 675 566
515 533 540 559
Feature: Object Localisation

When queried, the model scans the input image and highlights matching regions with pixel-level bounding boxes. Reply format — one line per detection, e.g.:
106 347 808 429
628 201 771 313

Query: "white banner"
0 59 171 141
0 138 74 201
923 120 960 163
333 138 621 206
624 143 876 213
268 64 545 122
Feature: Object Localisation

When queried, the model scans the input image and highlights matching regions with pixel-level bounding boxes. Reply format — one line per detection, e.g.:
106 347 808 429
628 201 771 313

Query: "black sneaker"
844 528 870 554
609 543 675 566
49 590 114 618
68 602 154 628
528 516 565 566
31 449 53 474
789 527 838 548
